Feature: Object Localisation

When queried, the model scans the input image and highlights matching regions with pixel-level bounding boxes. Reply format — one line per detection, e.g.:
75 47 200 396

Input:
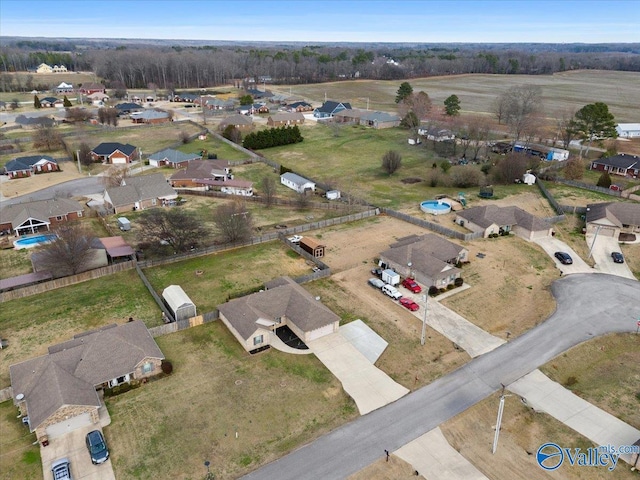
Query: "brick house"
218 114 254 132
77 83 107 95
454 205 552 240
3 155 59 179
0 198 84 236
90 142 139 164
104 173 178 214
9 321 164 443
267 112 305 127
590 154 640 178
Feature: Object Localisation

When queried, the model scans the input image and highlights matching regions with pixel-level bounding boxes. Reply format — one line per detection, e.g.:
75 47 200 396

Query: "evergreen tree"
34 94 41 109
63 95 72 107
444 94 461 116
596 171 612 188
395 82 413 103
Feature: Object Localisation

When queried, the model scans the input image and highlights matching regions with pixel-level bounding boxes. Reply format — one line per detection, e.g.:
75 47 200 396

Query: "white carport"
162 285 196 321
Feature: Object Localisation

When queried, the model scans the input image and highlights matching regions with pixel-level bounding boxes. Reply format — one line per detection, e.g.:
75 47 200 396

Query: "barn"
162 285 196 321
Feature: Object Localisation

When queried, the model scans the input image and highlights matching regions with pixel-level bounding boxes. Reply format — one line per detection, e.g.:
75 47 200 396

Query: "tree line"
1 41 639 92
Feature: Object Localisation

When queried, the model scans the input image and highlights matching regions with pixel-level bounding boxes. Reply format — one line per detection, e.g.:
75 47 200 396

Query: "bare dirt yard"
0 161 85 199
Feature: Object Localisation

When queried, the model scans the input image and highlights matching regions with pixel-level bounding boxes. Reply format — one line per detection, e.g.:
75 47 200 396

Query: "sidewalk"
508 369 640 465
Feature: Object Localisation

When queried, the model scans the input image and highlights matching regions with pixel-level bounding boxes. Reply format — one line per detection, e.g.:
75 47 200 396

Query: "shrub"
428 286 439 296
161 360 174 374
454 277 464 287
564 376 578 387
447 284 455 290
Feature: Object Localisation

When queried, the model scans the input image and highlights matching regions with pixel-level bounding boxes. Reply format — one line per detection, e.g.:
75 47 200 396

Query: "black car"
611 252 624 263
86 430 109 465
554 252 573 265
371 267 383 277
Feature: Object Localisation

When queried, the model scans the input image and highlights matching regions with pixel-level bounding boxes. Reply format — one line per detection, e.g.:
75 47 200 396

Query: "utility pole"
421 293 428 345
588 225 602 260
492 384 511 454
76 150 82 173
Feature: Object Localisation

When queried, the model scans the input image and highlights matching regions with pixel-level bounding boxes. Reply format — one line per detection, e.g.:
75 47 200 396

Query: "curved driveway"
242 274 640 480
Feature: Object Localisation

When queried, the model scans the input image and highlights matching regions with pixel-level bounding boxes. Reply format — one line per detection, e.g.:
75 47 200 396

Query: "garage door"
597 227 616 237
111 157 126 164
306 323 336 342
46 412 93 439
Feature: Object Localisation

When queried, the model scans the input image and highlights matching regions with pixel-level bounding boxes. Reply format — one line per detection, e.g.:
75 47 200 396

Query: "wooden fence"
0 387 13 404
0 261 136 302
379 207 484 241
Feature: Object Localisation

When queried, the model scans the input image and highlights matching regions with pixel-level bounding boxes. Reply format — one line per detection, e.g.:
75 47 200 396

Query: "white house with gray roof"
455 205 552 240
280 172 315 194
616 123 640 138
218 277 339 353
104 173 177 214
585 202 640 239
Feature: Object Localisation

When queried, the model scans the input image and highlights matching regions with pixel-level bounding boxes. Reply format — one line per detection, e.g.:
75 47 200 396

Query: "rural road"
242 273 640 480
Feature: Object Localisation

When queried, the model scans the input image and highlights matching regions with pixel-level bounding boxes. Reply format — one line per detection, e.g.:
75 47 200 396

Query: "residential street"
242 273 640 480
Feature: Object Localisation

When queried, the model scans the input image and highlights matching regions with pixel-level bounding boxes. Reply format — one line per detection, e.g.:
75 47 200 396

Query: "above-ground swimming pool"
13 233 58 249
420 200 452 215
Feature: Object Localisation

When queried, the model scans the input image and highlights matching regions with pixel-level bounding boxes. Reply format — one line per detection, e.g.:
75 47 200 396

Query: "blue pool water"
420 200 452 215
13 234 58 249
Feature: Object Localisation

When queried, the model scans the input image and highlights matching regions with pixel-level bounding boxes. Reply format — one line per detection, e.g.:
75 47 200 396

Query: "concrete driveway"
40 423 115 480
586 234 636 279
533 237 592 275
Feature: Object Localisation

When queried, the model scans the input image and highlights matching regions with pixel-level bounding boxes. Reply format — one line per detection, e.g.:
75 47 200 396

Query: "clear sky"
1 0 639 43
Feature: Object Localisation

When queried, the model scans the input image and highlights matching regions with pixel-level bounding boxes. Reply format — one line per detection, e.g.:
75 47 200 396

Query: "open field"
439 390 638 480
0 269 161 387
142 241 315 313
540 333 640 429
106 322 358 480
280 70 640 123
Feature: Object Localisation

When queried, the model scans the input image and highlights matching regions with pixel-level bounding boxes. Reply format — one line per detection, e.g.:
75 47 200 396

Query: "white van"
382 284 402 300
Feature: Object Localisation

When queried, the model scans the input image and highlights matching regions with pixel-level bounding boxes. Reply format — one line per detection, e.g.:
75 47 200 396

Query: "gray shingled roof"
218 277 339 340
9 321 164 431
4 155 57 173
219 114 253 127
281 172 314 187
91 142 137 157
169 159 230 182
591 154 639 169
381 234 463 279
0 198 83 228
457 205 550 231
105 173 177 207
149 148 201 165
269 112 305 122
586 202 640 227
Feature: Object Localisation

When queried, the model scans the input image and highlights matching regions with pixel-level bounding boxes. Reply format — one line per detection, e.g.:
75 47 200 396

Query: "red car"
399 297 420 311
401 278 422 293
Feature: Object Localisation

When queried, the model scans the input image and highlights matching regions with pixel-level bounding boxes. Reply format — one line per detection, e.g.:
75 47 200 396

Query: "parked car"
371 267 383 277
382 284 402 300
554 252 573 265
611 252 624 263
401 278 422 293
399 297 420 311
368 277 385 289
51 458 72 480
86 430 109 465
287 235 303 244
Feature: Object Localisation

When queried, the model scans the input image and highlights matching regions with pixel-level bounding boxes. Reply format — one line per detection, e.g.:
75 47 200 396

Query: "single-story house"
9 321 164 443
162 285 196 322
148 148 201 168
267 112 305 127
286 101 313 112
115 102 145 115
90 142 139 164
280 172 315 194
104 173 178 214
39 97 63 108
87 92 110 105
14 114 56 128
130 109 171 124
200 178 254 196
218 276 339 353
55 82 74 94
238 103 269 115
334 109 400 129
218 114 254 132
590 154 639 178
455 205 552 240
616 123 640 138
299 237 325 258
418 127 456 142
245 88 273 100
169 159 233 188
0 198 84 236
3 155 59 179
205 98 236 111
585 202 640 239
313 101 352 118
78 83 106 95
172 92 199 102
379 234 468 288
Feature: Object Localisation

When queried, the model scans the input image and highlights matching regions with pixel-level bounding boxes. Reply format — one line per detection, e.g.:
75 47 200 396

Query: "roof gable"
591 154 639 169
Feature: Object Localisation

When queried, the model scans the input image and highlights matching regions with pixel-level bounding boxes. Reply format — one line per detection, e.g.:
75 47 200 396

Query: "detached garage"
163 285 196 321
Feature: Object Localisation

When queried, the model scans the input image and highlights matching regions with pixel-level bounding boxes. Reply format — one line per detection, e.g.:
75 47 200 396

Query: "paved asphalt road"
0 177 104 206
242 274 640 480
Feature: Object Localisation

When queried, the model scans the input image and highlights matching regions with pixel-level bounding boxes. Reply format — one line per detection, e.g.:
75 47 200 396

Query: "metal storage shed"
162 285 196 321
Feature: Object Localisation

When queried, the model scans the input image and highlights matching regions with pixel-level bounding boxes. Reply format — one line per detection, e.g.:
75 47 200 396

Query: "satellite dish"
315 296 321 301
16 393 24 401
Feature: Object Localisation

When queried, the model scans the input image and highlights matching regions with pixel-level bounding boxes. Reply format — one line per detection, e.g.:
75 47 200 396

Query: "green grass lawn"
176 136 251 161
142 241 313 313
0 269 161 386
0 401 41 480
106 322 357 480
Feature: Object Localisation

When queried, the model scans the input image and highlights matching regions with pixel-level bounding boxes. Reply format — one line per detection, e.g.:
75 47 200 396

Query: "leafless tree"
35 223 96 276
449 166 484 188
491 95 509 124
497 85 542 143
492 152 530 184
295 192 311 210
179 130 191 144
555 110 578 149
213 201 253 243
33 126 63 151
66 107 93 123
77 142 93 166
102 165 130 188
381 150 402 175
563 157 585 180
398 91 432 140
137 209 208 252
260 176 277 207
